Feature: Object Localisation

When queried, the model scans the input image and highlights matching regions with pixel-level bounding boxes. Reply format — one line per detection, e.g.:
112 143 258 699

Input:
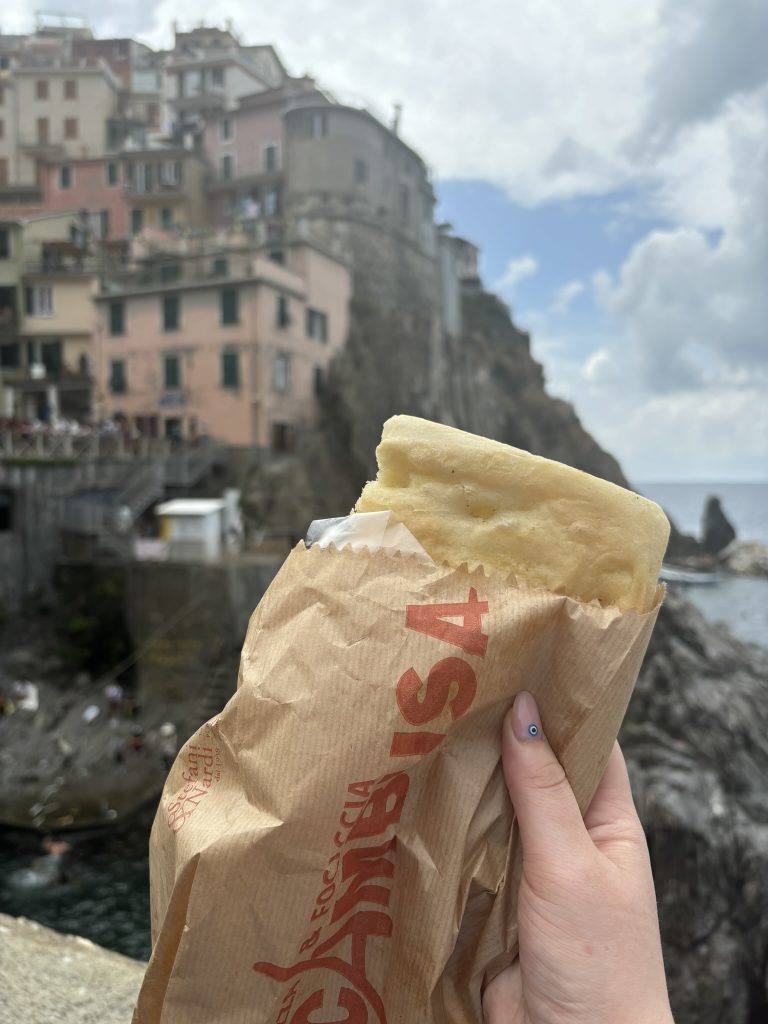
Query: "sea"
639 481 768 650
0 481 766 964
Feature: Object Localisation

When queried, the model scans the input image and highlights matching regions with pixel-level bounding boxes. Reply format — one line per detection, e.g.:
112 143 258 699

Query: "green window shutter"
109 359 126 394
162 295 180 331
164 354 180 389
220 288 239 325
221 350 239 389
109 301 124 336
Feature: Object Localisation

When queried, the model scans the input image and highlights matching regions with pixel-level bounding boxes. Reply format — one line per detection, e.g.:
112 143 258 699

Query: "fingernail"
510 691 543 742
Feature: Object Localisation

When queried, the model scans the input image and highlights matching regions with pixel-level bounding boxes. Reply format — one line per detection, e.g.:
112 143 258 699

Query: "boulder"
623 589 768 1024
0 913 145 1024
701 495 736 554
719 540 768 578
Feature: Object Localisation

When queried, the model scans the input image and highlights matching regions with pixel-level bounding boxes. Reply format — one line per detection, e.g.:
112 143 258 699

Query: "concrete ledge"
0 913 146 1024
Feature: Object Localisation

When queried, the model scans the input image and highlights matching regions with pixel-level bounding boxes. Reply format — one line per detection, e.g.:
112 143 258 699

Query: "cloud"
633 0 768 153
551 280 586 314
493 254 539 296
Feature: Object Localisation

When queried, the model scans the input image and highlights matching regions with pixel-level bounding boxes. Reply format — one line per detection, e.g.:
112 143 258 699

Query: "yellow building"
0 211 99 421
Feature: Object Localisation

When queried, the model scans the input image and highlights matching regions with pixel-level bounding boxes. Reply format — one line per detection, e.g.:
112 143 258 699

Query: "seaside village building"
0 20 478 449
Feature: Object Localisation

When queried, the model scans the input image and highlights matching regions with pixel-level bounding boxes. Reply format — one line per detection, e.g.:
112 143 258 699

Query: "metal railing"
0 431 177 461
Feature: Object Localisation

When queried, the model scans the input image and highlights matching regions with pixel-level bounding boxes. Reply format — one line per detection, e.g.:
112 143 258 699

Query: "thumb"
501 691 590 873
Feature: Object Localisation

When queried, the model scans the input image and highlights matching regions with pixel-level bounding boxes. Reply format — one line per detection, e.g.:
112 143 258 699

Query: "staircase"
59 462 165 559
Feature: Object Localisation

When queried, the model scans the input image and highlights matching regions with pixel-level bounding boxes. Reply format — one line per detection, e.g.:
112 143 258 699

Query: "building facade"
0 211 98 421
94 240 350 448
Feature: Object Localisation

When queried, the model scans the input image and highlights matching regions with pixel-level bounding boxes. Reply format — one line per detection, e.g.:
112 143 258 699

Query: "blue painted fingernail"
511 691 543 742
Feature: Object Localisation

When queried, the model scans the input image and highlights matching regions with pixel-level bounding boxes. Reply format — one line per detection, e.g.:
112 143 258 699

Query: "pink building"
41 157 131 238
93 241 350 449
202 80 325 230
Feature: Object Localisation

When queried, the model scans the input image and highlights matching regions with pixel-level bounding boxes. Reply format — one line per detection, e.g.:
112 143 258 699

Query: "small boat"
660 565 720 585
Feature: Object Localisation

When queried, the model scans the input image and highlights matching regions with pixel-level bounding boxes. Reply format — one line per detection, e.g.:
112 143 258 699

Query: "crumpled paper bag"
133 514 661 1023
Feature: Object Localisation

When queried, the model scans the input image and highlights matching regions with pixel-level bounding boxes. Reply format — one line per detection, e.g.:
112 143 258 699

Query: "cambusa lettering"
256 589 489 1023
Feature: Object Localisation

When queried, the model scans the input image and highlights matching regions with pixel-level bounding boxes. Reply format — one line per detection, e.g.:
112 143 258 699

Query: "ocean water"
639 481 768 648
638 481 768 545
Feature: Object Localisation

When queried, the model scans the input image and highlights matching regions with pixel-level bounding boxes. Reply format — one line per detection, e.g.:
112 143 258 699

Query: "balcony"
24 258 103 277
18 138 66 158
124 186 186 204
206 166 283 195
171 92 227 112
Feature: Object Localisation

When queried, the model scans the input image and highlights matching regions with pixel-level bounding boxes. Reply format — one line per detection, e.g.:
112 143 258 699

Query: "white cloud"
551 280 586 314
493 255 539 297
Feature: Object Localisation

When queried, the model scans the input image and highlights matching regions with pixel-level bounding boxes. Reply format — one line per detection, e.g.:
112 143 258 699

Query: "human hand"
483 692 674 1024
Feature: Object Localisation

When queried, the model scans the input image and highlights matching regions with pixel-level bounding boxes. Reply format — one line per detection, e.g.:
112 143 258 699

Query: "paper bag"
134 532 660 1024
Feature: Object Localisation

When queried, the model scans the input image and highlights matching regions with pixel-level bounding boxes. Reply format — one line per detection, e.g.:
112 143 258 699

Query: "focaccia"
355 416 669 614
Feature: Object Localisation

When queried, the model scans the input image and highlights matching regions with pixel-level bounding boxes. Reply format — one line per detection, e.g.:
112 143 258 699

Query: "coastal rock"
719 540 768 578
0 913 145 1024
701 495 737 554
623 589 768 1024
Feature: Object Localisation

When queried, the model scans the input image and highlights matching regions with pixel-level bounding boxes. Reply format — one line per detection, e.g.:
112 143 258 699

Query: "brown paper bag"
134 541 660 1024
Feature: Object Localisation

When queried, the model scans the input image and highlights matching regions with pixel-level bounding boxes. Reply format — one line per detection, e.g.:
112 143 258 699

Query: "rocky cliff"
624 591 768 1024
248 286 697 558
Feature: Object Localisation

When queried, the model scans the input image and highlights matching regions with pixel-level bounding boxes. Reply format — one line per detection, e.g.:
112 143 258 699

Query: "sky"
4 0 767 482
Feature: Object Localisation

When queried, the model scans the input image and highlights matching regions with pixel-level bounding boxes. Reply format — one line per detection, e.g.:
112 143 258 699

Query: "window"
159 263 181 283
109 301 125 336
59 165 72 189
271 422 295 453
263 144 278 173
64 79 77 100
109 359 127 394
314 365 324 398
264 188 279 217
221 350 240 389
212 67 225 87
0 159 6 185
306 308 328 342
273 352 291 394
37 118 49 144
164 353 181 389
26 285 54 317
161 207 174 230
106 162 119 186
0 119 4 139
310 112 328 138
161 160 181 187
133 163 149 193
276 295 290 328
162 295 180 331
131 208 144 234
41 340 62 378
220 155 234 181
85 210 109 240
220 118 233 142
220 288 239 326
64 118 78 140
36 80 49 100
0 343 20 368
212 256 228 276
0 229 9 259
354 158 368 184
0 86 4 105
269 250 284 265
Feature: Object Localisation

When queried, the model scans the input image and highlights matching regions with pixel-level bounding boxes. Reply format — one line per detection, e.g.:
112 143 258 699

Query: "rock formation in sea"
701 495 737 554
